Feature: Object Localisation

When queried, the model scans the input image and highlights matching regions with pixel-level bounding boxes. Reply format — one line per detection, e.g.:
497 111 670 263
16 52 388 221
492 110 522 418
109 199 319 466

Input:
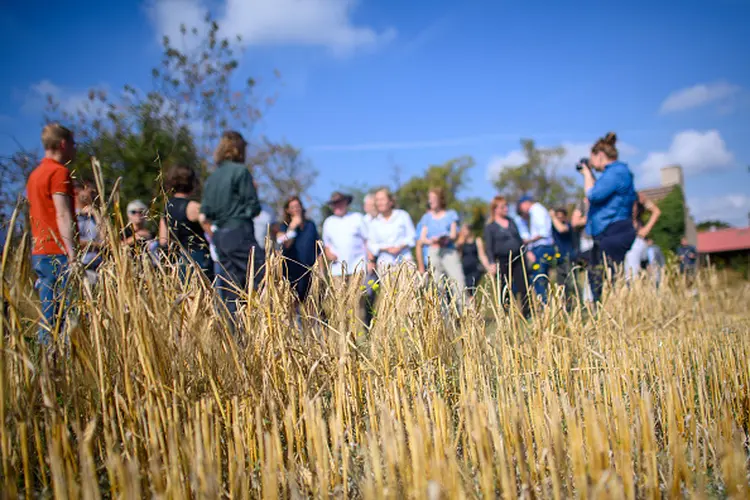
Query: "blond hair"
375 187 396 207
41 123 74 151
213 130 247 164
488 196 507 222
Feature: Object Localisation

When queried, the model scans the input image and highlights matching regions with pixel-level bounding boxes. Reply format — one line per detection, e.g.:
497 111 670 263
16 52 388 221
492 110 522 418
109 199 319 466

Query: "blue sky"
2 0 749 225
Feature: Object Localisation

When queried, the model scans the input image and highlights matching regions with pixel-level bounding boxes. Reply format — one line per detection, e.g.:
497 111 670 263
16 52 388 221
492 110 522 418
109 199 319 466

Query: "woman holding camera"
578 132 637 302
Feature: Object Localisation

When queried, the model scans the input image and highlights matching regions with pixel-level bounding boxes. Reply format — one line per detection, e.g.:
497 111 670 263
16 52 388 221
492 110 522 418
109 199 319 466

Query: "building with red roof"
697 226 750 254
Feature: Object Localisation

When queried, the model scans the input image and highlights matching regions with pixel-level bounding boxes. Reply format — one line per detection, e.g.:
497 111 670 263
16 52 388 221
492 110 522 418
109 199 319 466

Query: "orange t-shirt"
26 158 74 255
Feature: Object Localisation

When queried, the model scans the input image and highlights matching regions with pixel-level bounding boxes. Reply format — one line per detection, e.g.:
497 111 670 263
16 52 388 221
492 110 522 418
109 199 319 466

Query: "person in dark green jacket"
200 130 263 316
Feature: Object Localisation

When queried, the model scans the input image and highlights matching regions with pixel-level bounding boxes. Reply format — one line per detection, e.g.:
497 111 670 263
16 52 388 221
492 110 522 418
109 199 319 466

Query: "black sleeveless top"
461 240 481 274
165 197 208 252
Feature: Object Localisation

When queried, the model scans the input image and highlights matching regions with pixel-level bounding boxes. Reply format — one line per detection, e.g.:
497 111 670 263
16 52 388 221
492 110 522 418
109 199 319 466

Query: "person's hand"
418 264 426 275
325 248 338 262
289 214 303 230
526 251 536 264
367 260 376 274
385 246 400 255
488 263 497 275
637 227 649 239
549 209 556 219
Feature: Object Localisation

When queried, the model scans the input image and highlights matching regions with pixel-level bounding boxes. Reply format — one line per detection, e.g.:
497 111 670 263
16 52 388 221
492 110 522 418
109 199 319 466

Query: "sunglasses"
128 210 145 216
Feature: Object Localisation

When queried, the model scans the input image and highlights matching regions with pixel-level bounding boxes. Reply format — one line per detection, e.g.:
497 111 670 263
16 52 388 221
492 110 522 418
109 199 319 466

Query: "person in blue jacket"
277 196 321 304
578 132 637 302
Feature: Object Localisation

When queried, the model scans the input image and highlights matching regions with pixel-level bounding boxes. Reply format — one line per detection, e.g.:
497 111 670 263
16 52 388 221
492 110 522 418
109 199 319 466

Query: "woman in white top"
367 188 416 269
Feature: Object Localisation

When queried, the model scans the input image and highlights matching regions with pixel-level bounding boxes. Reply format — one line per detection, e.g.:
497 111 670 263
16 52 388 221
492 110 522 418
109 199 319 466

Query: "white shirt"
322 212 369 276
367 209 416 266
254 203 277 250
527 202 554 249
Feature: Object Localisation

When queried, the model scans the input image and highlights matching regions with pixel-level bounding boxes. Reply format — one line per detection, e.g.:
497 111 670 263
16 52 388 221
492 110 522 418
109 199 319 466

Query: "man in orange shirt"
27 123 77 345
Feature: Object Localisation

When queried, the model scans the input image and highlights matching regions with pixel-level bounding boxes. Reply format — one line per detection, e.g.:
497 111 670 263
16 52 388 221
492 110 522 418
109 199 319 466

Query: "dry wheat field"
1 230 749 499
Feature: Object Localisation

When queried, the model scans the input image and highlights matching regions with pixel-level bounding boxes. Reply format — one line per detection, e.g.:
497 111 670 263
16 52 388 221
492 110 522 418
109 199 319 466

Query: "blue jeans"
530 244 555 304
32 254 69 345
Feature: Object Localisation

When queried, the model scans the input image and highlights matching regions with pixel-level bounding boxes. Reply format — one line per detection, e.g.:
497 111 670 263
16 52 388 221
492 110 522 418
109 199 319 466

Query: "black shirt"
484 219 524 263
165 197 208 252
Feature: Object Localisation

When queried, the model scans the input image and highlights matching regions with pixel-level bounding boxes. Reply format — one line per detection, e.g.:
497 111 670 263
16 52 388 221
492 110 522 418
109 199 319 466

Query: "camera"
575 158 589 172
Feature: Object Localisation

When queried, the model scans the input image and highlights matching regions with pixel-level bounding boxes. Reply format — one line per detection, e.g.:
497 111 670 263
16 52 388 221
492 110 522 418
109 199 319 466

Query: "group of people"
26 124 692 344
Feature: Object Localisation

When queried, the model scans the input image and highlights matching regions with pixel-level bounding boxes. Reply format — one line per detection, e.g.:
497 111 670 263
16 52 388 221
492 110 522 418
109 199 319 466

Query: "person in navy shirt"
579 132 637 302
549 207 576 301
277 196 321 303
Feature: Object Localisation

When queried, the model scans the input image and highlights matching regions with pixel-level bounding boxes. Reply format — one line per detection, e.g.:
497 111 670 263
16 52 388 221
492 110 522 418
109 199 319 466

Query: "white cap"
126 200 147 214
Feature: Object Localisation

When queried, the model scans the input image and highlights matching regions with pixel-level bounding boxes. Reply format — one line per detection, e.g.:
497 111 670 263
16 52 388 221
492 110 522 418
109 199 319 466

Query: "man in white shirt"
322 191 375 326
517 194 554 304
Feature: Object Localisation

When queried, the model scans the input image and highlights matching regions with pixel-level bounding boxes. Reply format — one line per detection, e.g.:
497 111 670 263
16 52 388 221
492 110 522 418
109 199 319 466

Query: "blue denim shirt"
585 161 636 237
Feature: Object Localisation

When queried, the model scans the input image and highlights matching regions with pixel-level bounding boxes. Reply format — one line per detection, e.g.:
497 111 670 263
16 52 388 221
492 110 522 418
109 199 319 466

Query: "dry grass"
1 212 749 498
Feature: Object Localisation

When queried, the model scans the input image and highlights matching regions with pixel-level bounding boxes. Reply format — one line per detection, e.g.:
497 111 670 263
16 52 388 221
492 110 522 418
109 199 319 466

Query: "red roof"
697 227 750 254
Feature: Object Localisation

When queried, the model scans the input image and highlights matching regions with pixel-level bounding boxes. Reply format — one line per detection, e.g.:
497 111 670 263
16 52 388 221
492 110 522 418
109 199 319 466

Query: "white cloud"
689 194 750 227
486 140 638 181
486 149 529 181
659 82 741 114
20 80 106 117
146 0 395 56
639 130 734 186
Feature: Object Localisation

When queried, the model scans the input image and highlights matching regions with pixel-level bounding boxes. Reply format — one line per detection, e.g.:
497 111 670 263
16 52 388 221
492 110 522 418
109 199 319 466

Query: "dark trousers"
464 268 484 297
590 220 636 302
214 223 264 317
497 257 530 317
178 249 214 284
285 263 314 303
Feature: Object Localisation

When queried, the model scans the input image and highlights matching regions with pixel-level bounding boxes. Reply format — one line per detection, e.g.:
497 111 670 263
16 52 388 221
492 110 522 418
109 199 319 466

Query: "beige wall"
660 165 697 247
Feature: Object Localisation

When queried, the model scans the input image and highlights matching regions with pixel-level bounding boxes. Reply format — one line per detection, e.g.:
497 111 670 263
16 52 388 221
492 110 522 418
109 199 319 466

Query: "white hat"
126 200 147 214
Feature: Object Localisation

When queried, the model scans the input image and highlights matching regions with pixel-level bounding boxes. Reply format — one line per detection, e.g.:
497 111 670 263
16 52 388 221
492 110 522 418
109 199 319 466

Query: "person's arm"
483 224 497 274
321 219 338 262
416 241 425 273
549 209 569 233
586 168 619 204
239 169 261 219
386 212 417 255
638 196 661 238
52 194 76 260
448 220 458 242
419 224 430 245
571 208 587 229
476 237 493 274
158 217 169 247
366 220 381 257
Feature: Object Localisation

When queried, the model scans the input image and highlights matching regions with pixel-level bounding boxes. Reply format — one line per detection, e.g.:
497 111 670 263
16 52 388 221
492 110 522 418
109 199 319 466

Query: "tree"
38 13 314 213
48 90 200 208
649 186 685 252
492 139 581 209
397 156 475 223
696 220 731 232
460 197 489 236
249 140 318 217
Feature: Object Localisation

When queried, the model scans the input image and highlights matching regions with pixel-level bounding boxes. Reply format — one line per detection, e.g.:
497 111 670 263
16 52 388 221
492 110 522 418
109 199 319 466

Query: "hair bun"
603 132 617 146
